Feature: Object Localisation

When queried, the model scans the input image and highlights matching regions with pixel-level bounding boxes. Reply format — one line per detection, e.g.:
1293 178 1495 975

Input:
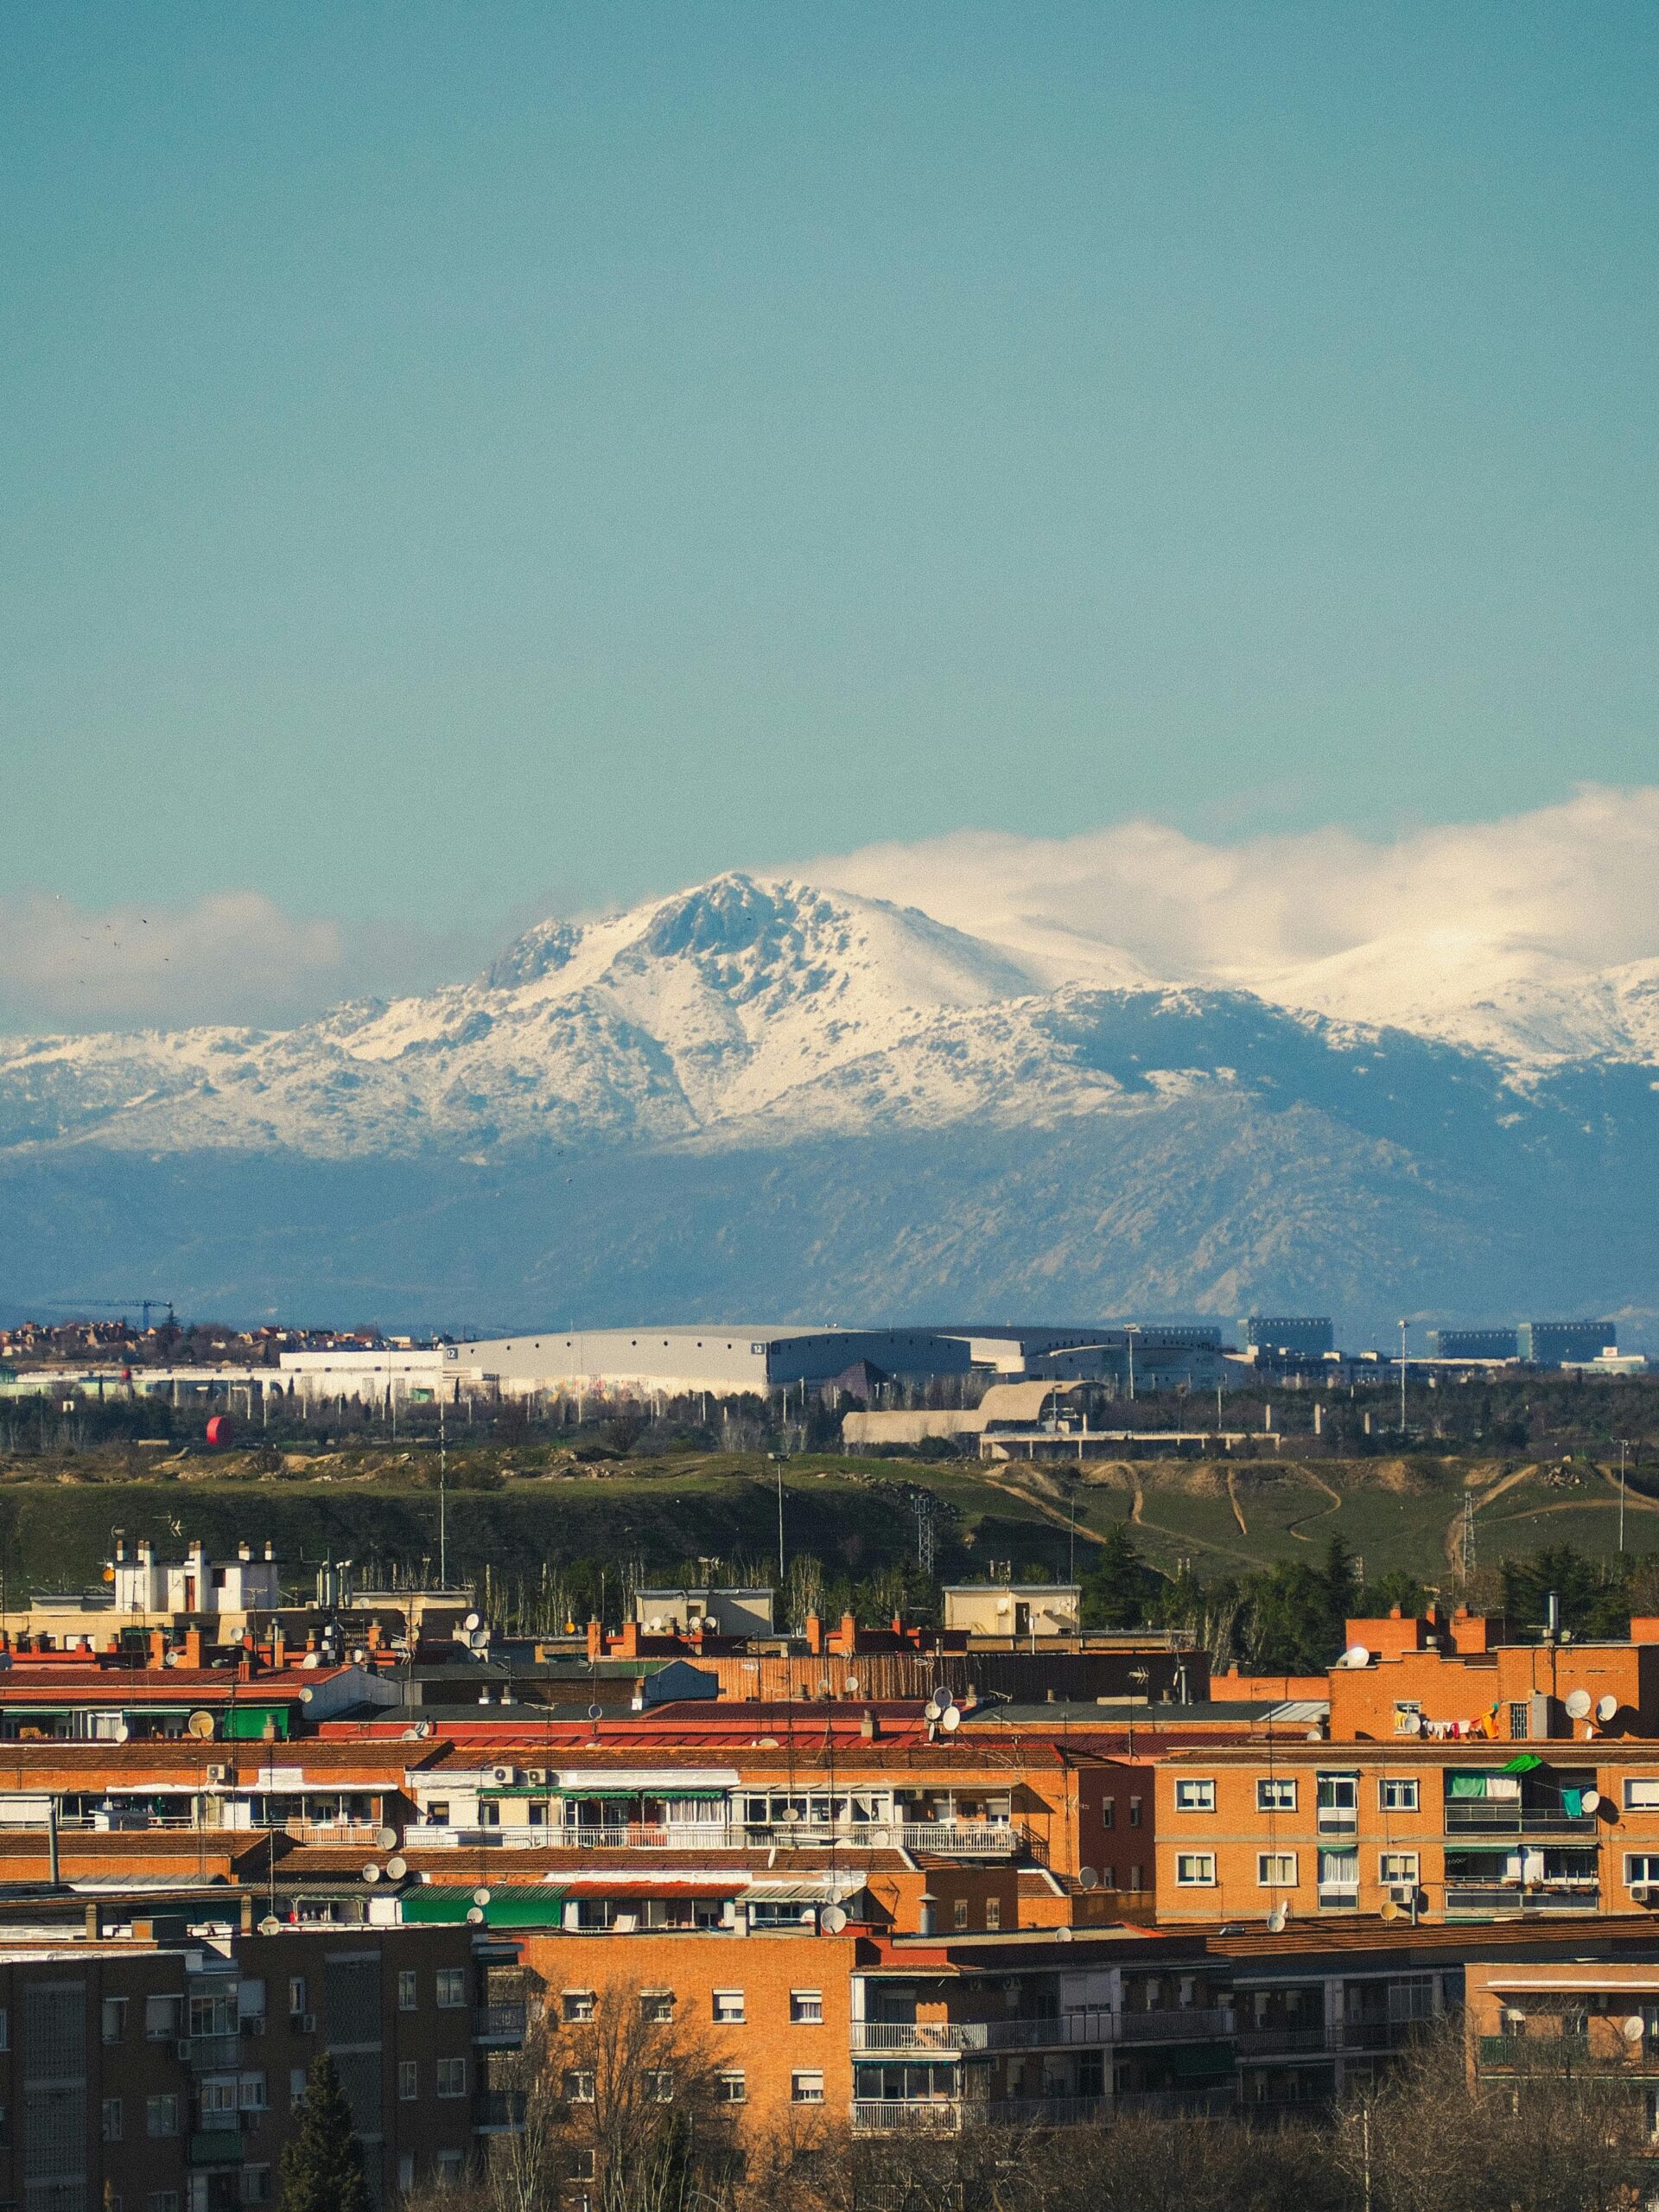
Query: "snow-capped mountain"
1 873 1656 1335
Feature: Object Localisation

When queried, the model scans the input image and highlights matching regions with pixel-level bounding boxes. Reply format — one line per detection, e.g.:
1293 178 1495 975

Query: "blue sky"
3 1 1656 1021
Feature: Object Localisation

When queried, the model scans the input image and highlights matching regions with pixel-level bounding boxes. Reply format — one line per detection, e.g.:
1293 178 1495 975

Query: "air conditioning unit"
1633 1885 1658 1905
525 1767 551 1787
206 1763 233 1785
1388 1885 1417 1907
487 1764 517 1788
290 2013 316 2034
240 2017 266 2037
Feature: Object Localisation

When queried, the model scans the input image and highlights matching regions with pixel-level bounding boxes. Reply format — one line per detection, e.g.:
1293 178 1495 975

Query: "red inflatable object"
205 1414 233 1447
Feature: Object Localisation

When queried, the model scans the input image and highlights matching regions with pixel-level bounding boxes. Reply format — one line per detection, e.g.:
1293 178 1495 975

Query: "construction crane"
34 1298 175 1332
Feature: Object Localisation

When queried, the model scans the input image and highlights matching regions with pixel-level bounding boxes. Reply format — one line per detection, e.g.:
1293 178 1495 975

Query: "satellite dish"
1381 1899 1402 1923
464 1612 481 1631
300 1652 320 1669
416 1721 433 1739
844 1675 859 1694
1054 1925 1073 1942
257 1916 281 1936
924 1700 942 1722
1624 2016 1647 2042
1342 1646 1370 1670
1567 1688 1592 1719
1581 1789 1603 1815
466 1905 486 1925
940 1707 961 1733
299 1688 314 1704
820 1904 848 1935
377 1827 398 1851
1598 1694 1619 1723
1078 1867 1100 1891
1267 1903 1288 1933
362 1864 381 1884
113 1722 130 1743
473 1887 493 1906
187 1710 215 1739
162 1651 179 1669
386 1855 408 1881
587 1703 603 1722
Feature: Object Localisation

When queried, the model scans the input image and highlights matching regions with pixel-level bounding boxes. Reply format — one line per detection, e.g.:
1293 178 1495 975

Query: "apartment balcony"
474 2003 529 2044
188 2129 245 2167
1111 2086 1236 2120
1316 1887 1360 1911
1446 1884 1600 1916
1444 1806 1599 1835
748 1820 1031 1859
852 2101 963 2134
474 2089 527 2133
1236 2020 1427 2060
278 1820 384 1847
1478 2034 1590 2070
179 2033 243 2069
853 2022 987 2054
984 2094 1111 2129
1234 2025 1330 2058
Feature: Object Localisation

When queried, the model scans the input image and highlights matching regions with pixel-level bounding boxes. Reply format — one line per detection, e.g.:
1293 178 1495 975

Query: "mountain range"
3 873 1656 1340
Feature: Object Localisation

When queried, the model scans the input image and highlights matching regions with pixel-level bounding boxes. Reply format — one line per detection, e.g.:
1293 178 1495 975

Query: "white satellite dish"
1078 1867 1100 1891
362 1864 381 1884
924 1700 942 1722
300 1652 320 1669
377 1827 398 1851
940 1707 961 1733
466 1905 486 1924
1267 1903 1288 1933
821 1904 848 1934
1624 2015 1647 2042
385 1855 408 1881
1054 1925 1073 1942
1341 1645 1370 1669
162 1650 179 1669
114 1722 130 1743
473 1886 493 1906
464 1612 481 1631
258 1915 281 1936
844 1675 859 1694
587 1702 603 1722
1598 1694 1619 1722
1581 1789 1603 1815
1566 1688 1592 1719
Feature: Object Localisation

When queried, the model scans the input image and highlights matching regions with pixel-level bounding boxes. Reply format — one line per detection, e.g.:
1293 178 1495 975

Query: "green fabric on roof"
558 1788 643 1802
1503 1755 1544 1773
400 1891 473 1923
402 1888 566 1925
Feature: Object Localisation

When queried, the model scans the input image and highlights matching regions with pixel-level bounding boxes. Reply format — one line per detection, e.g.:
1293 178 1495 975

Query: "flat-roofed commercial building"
1427 1328 1519 1360
1237 1317 1336 1357
442 1326 973 1399
1518 1319 1617 1366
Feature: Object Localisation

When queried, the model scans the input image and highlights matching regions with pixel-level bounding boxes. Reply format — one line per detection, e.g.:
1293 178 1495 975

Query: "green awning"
403 1887 566 1925
558 1788 642 1802
1503 1755 1544 1773
478 1785 556 1798
657 1789 729 1802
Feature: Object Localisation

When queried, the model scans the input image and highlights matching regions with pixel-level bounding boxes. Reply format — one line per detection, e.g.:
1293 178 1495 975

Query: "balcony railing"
853 2022 986 2054
188 2130 245 2167
981 2008 1234 2052
474 2003 529 2044
985 2094 1111 2129
404 1816 1034 1857
1446 1885 1600 1916
1111 2087 1236 2120
852 2101 963 2134
1478 2034 1590 2069
1445 1806 1598 1834
179 2033 243 2069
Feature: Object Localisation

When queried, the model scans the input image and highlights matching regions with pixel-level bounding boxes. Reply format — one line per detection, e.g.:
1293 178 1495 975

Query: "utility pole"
1619 1439 1630 1554
1397 1319 1408 1434
767 1450 788 1580
438 1395 448 1588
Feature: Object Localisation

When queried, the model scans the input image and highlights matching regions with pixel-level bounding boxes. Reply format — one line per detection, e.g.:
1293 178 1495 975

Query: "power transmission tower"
1462 1491 1476 1589
914 1493 936 1578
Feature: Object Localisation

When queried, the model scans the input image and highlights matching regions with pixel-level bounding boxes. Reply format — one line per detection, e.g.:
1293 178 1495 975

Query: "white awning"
555 1768 741 1794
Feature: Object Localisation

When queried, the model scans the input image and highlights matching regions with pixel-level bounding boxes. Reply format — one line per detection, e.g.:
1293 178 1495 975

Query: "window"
428 1802 450 1827
199 2079 238 2120
569 2152 596 2181
1379 1852 1420 1885
1318 1848 1359 1903
103 1997 128 2044
1174 1779 1216 1812
645 2071 674 2103
149 2196 181 2212
1128 1796 1142 1827
639 1992 675 2024
716 2071 747 2103
563 1990 596 2024
1257 1853 1297 1887
1379 1777 1419 1812
563 2070 595 2104
1392 1701 1421 1736
435 1969 467 2010
397 2157 415 2195
1176 1853 1216 1886
953 1898 969 1930
1102 1800 1115 1829
1317 1774 1358 1821
790 1991 823 2024
103 2098 124 2143
1626 1780 1659 1812
0 2008 8 2050
289 2071 307 2112
1626 1854 1659 1888
397 1969 417 2012
146 1994 183 2040
240 2171 271 2207
1128 1865 1144 1893
287 1978 307 2019
147 2094 180 2139
436 2058 467 2100
238 1980 266 2027
985 1897 1001 1930
791 2071 824 2104
238 2075 266 2113
437 2153 464 2183
712 1991 745 2024
1256 1778 1296 1813
1509 1703 1529 1742
399 2061 418 2101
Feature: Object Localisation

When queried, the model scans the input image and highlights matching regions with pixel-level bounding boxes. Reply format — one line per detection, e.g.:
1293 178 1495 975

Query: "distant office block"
1517 1319 1617 1367
1427 1328 1518 1361
1238 1316 1335 1357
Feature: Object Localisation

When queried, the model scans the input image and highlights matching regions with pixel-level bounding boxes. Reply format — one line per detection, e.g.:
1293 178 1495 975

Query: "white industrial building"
440 1325 974 1400
943 1584 1081 1637
276 1346 448 1402
632 1586 777 1637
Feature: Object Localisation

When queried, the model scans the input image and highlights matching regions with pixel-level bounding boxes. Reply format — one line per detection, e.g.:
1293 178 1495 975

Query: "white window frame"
790 1990 823 2024
716 2070 747 2103
1626 1854 1659 1887
1625 1780 1659 1812
1175 1853 1217 1887
1379 1851 1420 1885
1256 1777 1296 1813
711 1990 745 2024
1174 1778 1216 1813
1379 1777 1419 1811
791 2070 825 2104
435 2057 467 2101
1256 1853 1297 1887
